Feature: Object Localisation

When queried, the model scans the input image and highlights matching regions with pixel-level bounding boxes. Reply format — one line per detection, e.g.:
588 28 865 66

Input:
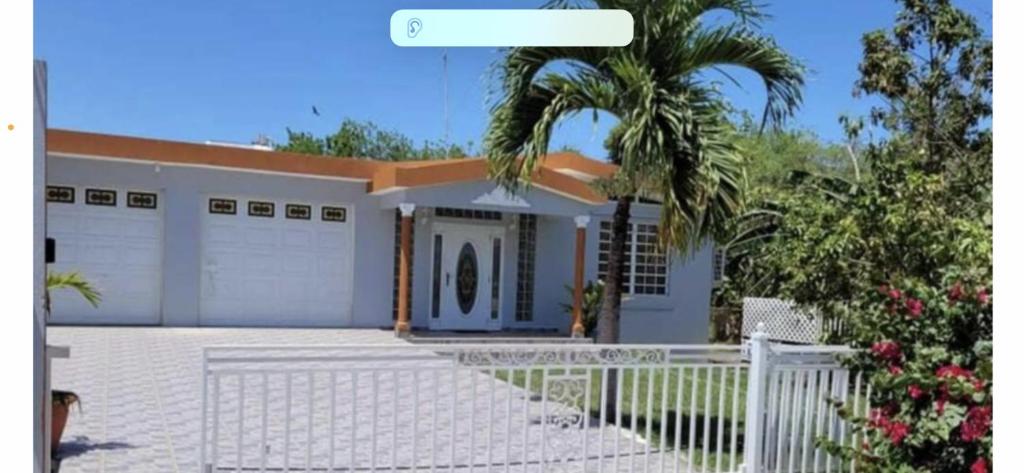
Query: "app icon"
407 18 422 38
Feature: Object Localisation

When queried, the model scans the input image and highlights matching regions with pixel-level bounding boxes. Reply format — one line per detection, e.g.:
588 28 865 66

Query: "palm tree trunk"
596 196 631 344
597 196 631 417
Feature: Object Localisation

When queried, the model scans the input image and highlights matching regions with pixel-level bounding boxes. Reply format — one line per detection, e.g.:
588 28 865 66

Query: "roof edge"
48 129 388 181
47 129 614 204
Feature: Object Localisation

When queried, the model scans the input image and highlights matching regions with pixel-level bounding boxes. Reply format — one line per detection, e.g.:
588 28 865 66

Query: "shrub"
823 274 991 472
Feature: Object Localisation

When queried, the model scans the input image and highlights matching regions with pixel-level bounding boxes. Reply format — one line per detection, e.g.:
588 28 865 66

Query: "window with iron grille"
392 209 414 321
126 191 158 209
713 247 726 286
598 221 668 295
491 237 502 320
209 198 237 215
46 186 75 204
85 188 117 206
247 201 274 218
515 214 537 321
285 204 312 220
434 207 502 221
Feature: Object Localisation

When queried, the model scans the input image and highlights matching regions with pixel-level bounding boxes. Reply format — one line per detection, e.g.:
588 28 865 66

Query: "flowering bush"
823 274 992 472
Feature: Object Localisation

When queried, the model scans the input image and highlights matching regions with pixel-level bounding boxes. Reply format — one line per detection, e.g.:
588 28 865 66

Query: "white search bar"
390 9 633 47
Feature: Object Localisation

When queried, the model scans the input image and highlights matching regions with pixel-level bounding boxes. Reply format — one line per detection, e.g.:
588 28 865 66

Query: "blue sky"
34 0 991 160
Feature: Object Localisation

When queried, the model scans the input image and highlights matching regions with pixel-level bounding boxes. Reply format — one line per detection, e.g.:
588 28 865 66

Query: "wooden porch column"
571 215 590 338
395 203 415 337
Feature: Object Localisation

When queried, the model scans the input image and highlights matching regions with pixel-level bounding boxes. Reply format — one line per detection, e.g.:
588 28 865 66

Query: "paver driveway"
49 327 682 473
49 327 402 472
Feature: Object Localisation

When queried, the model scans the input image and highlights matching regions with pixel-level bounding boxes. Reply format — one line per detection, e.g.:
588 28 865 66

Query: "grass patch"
495 365 748 471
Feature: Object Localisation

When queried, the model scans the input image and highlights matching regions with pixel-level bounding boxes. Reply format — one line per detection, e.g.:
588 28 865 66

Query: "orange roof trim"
48 129 616 204
48 129 384 181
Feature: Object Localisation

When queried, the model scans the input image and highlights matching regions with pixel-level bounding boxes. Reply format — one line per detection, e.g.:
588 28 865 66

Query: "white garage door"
199 196 355 326
46 186 164 324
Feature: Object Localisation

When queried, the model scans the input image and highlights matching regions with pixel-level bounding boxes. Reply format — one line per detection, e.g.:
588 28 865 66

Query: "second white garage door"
199 196 355 327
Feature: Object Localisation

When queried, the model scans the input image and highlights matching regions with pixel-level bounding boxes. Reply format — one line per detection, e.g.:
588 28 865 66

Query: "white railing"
199 331 866 473
744 331 868 473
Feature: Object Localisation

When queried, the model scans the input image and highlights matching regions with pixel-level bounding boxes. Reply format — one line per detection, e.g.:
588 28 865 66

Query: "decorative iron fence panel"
199 337 865 473
200 344 747 473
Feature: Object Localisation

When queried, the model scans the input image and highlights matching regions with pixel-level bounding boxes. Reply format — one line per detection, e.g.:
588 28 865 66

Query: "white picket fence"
199 328 868 473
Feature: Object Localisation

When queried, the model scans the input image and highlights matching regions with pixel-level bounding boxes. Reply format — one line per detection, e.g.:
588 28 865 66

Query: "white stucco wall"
611 203 714 344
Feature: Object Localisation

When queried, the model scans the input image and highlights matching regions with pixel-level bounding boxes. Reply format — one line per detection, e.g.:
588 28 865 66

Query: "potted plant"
560 280 604 338
50 390 79 454
46 271 100 454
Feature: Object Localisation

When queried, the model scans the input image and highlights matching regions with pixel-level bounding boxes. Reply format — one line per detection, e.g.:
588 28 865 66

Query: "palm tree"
484 0 803 344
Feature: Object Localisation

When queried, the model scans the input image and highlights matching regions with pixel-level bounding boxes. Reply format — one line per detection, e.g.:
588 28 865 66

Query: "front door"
430 222 504 331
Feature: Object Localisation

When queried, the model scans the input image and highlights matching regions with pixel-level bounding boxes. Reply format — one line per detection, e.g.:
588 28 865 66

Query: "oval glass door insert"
456 242 478 315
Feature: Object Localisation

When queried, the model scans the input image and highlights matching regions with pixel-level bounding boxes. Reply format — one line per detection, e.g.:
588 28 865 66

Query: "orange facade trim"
48 129 615 204
48 129 384 181
371 158 608 203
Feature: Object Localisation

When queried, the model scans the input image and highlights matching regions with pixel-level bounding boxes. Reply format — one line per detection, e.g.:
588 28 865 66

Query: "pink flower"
948 282 964 302
904 298 923 318
888 364 903 376
971 458 988 473
977 288 990 305
908 384 924 399
868 408 890 428
936 364 973 380
888 288 902 300
960 406 992 442
935 398 947 415
886 421 910 445
871 341 902 361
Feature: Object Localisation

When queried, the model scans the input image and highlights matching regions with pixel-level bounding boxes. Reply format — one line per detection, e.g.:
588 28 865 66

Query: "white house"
45 129 715 343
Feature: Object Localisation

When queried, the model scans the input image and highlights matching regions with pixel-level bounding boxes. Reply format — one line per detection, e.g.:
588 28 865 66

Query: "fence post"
199 347 207 473
742 323 771 473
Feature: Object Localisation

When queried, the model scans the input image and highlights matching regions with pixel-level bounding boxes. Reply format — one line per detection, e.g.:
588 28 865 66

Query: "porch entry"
429 222 503 331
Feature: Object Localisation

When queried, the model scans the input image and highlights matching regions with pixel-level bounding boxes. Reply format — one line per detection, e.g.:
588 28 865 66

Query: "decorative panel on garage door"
46 186 164 324
199 197 355 327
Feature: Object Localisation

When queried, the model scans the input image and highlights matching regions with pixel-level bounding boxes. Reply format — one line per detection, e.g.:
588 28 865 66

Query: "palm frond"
46 271 102 308
484 0 804 255
676 26 804 128
486 70 620 190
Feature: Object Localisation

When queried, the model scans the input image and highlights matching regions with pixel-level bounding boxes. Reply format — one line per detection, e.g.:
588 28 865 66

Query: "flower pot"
51 390 78 455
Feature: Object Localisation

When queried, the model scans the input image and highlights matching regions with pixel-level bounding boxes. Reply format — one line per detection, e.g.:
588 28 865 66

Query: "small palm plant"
560 280 605 338
45 271 98 454
45 271 101 313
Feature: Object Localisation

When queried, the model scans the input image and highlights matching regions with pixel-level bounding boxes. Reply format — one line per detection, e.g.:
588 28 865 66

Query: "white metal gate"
199 332 868 473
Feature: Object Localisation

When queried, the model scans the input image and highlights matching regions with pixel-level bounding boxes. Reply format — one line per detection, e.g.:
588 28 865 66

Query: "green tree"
720 1 991 469
733 114 854 188
278 119 473 160
856 0 991 218
484 0 803 345
734 0 992 325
